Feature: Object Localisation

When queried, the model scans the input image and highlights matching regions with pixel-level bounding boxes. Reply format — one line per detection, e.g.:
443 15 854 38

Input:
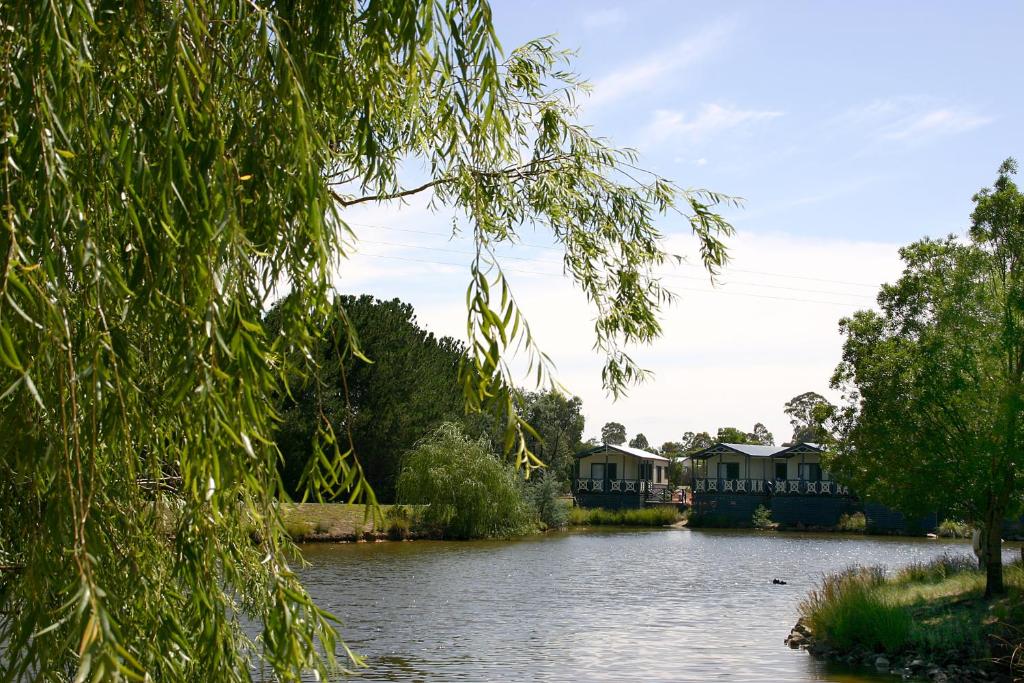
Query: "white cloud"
645 103 782 143
587 18 736 108
835 97 991 144
881 108 992 141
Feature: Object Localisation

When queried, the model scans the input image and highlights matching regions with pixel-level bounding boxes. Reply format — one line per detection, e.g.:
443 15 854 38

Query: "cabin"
689 442 856 526
574 443 672 509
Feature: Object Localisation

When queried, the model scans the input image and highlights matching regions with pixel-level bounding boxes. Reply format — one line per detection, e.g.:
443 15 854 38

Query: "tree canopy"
601 421 628 445
629 432 651 450
715 424 773 446
0 1 734 679
783 391 835 444
829 159 1024 596
268 295 466 502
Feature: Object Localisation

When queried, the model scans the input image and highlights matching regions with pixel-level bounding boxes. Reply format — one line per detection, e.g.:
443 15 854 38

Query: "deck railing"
692 478 850 496
575 478 665 494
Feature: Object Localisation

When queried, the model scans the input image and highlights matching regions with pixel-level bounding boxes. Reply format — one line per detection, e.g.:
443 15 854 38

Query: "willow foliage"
0 1 734 680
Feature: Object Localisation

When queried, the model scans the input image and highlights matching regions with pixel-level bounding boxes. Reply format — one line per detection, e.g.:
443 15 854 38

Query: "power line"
345 220 884 289
350 251 872 309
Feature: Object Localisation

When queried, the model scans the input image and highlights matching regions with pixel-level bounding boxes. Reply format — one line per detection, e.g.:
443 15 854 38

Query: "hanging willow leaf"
0 1 734 680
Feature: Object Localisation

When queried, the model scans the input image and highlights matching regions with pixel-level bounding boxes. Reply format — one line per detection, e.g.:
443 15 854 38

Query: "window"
717 462 740 480
656 466 663 483
607 463 618 481
775 462 788 480
798 463 822 482
591 463 605 480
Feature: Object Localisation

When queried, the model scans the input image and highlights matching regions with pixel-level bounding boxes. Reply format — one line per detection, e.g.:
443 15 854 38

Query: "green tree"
0 1 734 679
396 423 533 539
830 160 1024 597
784 391 836 443
269 295 466 502
601 421 628 445
519 391 585 485
629 433 651 450
715 424 772 445
749 422 774 446
680 431 715 453
716 426 751 444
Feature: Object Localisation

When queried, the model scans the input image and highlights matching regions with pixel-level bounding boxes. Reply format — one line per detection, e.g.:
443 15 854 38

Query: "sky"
334 1 1024 448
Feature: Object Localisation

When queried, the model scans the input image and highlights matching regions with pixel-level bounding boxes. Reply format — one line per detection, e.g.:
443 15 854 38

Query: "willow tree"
0 1 734 680
829 159 1024 597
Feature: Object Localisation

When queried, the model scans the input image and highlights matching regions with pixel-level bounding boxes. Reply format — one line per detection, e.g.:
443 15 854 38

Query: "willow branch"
330 155 573 207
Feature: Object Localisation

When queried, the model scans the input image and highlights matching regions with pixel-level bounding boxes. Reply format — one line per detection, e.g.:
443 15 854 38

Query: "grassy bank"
567 505 682 527
282 502 684 541
281 503 398 540
797 554 1024 674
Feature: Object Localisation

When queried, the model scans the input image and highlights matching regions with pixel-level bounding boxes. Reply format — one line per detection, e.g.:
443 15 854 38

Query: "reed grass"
568 506 681 527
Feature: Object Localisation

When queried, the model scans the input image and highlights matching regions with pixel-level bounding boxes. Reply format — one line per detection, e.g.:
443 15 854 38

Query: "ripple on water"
294 529 1004 682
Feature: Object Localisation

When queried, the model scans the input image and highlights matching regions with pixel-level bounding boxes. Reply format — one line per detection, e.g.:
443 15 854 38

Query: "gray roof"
575 443 671 462
691 442 787 459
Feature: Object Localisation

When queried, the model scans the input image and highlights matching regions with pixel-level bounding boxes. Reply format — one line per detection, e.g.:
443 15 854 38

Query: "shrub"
836 512 867 532
526 476 569 529
385 505 415 540
752 505 774 529
936 519 973 538
799 566 911 653
396 423 534 539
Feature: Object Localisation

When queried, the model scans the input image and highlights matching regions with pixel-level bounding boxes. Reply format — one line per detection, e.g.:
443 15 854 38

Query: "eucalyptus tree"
0 1 734 680
830 159 1024 597
601 421 628 445
783 391 835 443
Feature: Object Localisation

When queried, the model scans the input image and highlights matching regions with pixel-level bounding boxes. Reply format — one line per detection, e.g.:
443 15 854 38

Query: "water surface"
299 529 1003 682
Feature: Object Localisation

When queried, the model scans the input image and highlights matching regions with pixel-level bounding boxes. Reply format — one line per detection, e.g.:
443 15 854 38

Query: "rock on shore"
784 618 1001 682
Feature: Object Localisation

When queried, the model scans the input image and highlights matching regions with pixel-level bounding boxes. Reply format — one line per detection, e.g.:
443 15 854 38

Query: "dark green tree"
629 433 651 450
269 295 466 501
783 392 836 443
601 421 628 445
830 159 1024 596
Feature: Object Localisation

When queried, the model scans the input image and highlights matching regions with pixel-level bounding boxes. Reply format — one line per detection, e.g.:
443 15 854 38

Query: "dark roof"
775 442 825 457
575 443 670 463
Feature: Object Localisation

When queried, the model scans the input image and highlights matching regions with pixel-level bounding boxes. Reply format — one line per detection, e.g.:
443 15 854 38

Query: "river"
298 529 1001 682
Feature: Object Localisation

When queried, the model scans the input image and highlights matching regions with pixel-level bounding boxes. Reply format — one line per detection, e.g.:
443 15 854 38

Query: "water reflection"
297 529 1007 682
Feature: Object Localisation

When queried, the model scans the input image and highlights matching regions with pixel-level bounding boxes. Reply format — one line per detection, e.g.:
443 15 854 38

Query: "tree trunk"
984 502 1006 598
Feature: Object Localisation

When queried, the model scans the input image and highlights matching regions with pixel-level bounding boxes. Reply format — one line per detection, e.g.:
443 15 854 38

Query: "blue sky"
337 2 1023 447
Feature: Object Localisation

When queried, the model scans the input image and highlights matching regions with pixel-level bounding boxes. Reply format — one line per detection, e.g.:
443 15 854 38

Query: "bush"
526 476 569 529
936 519 973 538
385 505 416 540
836 512 867 532
799 566 911 653
396 423 534 539
752 505 774 529
568 506 679 527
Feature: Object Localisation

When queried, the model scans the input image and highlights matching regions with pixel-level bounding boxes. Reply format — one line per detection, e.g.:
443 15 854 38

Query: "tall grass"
568 506 680 527
800 566 912 653
800 555 1024 664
